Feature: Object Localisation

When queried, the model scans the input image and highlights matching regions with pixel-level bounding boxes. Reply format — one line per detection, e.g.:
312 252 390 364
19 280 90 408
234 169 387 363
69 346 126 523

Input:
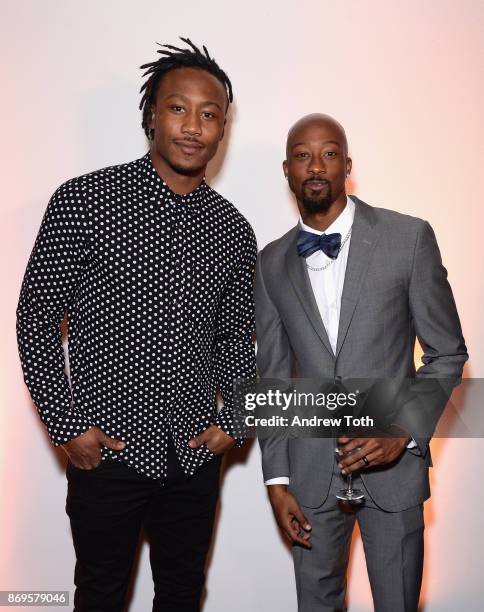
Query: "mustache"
174 137 204 148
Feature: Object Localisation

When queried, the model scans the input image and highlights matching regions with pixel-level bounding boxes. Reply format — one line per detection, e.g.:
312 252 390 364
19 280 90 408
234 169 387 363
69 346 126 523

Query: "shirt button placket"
166 198 184 424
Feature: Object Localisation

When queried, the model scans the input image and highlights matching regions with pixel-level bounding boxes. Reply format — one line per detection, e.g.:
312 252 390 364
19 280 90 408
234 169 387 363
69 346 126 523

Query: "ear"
148 105 155 129
282 160 288 179
346 157 352 176
220 117 226 142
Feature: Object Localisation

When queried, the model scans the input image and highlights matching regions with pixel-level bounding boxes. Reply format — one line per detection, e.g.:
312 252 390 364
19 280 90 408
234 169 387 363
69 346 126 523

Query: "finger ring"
361 456 370 466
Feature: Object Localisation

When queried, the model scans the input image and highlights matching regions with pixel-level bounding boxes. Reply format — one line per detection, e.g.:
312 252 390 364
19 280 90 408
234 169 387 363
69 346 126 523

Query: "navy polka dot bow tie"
297 230 342 260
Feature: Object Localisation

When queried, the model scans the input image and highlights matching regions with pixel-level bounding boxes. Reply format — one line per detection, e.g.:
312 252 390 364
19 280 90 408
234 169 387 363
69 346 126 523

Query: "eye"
295 152 309 158
169 105 185 113
324 151 338 158
202 111 217 120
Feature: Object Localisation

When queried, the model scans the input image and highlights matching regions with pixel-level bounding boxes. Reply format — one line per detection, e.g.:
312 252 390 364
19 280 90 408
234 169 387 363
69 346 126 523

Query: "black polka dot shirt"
16 152 257 479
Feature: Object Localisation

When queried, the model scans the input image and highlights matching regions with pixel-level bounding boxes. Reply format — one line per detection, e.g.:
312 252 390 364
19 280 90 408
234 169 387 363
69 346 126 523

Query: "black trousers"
65 444 221 612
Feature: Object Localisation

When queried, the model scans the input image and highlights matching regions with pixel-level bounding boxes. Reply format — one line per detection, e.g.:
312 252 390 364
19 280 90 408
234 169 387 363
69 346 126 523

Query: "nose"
307 156 326 175
182 110 202 137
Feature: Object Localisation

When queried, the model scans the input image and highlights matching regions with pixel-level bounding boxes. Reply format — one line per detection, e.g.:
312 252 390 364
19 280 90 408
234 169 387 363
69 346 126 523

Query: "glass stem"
347 472 353 493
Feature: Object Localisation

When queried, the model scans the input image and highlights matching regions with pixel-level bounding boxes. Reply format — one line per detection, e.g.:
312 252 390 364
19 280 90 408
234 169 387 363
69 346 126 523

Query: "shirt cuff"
264 477 290 486
406 438 418 449
214 406 245 449
49 412 94 446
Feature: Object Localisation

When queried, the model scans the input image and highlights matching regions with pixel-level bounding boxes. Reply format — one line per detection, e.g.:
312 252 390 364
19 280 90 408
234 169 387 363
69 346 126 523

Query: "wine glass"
334 446 365 504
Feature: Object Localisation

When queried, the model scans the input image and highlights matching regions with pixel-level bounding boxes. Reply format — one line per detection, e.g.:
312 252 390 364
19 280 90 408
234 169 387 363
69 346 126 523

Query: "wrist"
387 423 412 445
401 436 411 449
267 483 288 498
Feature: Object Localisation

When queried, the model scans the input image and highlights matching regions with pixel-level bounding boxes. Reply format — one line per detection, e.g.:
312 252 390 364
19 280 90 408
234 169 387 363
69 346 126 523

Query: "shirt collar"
299 195 355 236
138 151 208 206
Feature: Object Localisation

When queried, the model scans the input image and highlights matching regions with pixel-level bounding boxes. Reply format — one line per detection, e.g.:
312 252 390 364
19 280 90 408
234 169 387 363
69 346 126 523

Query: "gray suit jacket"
254 195 468 511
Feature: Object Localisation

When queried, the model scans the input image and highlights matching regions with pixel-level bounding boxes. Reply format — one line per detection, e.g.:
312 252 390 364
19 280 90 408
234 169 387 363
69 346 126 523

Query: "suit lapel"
285 227 335 357
335 196 379 358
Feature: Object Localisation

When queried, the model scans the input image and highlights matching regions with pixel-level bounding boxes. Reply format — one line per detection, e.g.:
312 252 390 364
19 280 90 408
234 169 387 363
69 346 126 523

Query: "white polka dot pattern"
16 152 257 479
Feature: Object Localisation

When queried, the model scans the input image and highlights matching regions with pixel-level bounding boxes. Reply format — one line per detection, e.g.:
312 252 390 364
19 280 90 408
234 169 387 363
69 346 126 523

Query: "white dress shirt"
265 196 415 486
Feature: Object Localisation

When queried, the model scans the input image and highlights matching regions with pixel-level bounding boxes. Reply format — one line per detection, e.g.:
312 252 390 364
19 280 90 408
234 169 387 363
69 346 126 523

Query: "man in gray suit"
254 113 468 611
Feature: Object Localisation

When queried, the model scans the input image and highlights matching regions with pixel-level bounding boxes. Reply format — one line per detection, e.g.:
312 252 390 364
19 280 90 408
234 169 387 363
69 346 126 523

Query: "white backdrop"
2 1 484 610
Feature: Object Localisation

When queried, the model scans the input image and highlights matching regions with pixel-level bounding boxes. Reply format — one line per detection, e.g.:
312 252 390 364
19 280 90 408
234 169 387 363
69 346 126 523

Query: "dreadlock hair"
139 37 233 140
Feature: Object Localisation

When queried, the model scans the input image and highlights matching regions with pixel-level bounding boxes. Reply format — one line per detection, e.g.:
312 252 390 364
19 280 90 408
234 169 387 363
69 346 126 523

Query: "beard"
166 160 206 177
156 142 209 178
300 181 333 214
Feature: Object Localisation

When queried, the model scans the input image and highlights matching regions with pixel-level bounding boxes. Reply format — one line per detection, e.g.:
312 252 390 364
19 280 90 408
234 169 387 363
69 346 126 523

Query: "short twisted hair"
139 37 233 139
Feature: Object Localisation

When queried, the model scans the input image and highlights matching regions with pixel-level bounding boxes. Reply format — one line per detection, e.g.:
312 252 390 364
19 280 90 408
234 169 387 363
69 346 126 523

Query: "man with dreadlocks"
16 38 256 611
